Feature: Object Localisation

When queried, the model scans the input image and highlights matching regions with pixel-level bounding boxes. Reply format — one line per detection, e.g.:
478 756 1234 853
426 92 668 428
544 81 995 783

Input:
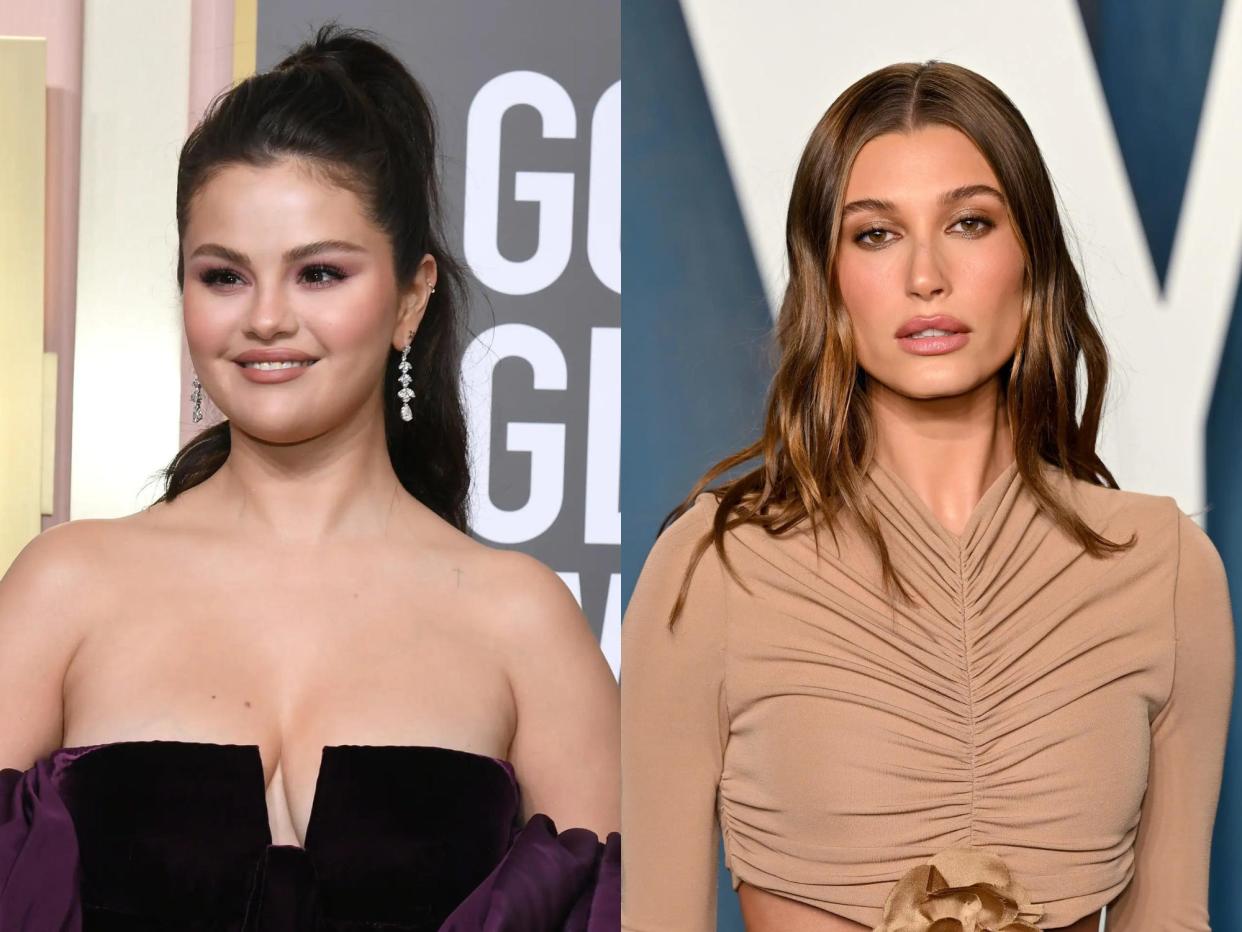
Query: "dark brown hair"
157 22 471 530
664 60 1133 624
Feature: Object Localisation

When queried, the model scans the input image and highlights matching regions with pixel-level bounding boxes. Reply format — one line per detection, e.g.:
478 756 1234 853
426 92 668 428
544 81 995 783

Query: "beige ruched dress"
621 458 1235 930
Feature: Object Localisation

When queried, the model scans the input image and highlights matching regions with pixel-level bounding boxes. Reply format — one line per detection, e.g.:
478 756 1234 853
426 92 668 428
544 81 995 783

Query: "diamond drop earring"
397 331 415 421
190 374 204 423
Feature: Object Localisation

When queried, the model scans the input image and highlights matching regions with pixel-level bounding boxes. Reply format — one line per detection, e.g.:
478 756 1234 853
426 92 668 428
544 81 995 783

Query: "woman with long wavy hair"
0 23 619 930
622 61 1233 932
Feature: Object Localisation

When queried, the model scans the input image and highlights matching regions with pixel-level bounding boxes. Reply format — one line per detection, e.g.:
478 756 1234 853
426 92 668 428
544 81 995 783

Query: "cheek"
182 289 234 351
835 250 896 355
955 238 1026 348
312 279 393 352
957 240 1024 299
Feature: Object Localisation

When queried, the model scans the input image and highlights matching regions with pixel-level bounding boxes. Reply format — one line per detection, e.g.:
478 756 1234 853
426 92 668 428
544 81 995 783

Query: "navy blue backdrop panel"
622 0 1242 929
621 0 769 926
620 0 771 591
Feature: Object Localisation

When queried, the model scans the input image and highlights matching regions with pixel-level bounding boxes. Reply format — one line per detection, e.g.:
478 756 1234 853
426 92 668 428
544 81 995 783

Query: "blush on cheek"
312 298 389 352
966 247 1026 356
182 302 233 360
834 261 894 367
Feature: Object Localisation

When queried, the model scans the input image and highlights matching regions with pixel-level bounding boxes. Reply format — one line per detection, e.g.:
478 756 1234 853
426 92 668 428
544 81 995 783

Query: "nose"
905 237 949 302
244 280 298 341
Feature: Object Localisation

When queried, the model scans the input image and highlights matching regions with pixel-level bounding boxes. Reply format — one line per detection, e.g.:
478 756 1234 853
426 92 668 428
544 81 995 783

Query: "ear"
392 253 439 351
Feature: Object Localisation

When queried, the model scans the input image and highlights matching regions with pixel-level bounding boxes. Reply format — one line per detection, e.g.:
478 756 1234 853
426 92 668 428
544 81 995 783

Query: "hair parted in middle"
662 59 1134 626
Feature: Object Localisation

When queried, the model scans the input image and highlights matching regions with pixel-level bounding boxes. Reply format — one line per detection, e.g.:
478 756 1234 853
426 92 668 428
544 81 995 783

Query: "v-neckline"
54 739 518 852
866 456 1022 552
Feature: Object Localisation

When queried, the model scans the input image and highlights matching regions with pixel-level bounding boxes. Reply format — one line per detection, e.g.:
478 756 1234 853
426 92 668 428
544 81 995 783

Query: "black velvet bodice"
56 741 520 931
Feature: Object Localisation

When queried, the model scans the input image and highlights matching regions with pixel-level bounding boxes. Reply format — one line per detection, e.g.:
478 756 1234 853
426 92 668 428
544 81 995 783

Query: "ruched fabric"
0 741 620 931
621 459 1234 931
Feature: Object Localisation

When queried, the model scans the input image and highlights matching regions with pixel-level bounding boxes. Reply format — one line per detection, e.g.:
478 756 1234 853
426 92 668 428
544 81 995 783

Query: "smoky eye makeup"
850 211 997 248
853 224 894 247
197 263 349 289
949 213 995 236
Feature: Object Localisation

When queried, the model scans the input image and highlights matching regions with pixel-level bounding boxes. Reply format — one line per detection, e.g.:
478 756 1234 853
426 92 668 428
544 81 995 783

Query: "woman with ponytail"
0 22 618 930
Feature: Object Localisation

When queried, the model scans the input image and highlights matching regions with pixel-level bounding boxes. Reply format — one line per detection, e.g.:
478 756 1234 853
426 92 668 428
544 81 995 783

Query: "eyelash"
853 215 995 248
198 264 348 289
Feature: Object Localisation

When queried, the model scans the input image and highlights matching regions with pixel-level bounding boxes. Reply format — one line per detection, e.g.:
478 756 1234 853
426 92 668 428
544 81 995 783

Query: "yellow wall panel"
232 0 257 82
0 36 47 570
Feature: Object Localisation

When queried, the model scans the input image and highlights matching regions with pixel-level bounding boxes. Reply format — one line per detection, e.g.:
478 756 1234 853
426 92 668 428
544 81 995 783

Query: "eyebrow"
188 239 368 265
841 184 1007 217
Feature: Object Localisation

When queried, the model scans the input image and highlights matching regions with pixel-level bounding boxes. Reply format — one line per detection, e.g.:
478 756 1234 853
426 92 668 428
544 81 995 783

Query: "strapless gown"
0 740 620 930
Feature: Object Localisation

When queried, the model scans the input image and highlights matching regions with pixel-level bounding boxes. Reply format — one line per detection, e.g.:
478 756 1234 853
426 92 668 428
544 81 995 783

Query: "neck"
203 397 406 545
869 375 1014 537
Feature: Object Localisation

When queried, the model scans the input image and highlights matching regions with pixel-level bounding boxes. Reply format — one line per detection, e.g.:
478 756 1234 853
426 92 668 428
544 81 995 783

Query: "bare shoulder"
463 540 592 646
0 509 182 643
1 517 121 608
456 541 618 833
0 516 130 737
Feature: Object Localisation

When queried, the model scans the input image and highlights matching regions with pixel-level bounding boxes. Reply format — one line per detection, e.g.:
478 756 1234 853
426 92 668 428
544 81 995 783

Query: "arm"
621 496 727 932
1109 508 1236 930
502 551 620 838
0 521 97 770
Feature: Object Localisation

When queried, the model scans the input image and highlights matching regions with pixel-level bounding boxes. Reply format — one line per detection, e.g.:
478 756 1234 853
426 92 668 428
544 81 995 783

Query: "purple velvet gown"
0 741 620 930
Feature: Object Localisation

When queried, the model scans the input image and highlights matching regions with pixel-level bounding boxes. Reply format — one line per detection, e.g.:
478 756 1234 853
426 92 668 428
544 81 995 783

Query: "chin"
885 372 988 402
228 416 326 446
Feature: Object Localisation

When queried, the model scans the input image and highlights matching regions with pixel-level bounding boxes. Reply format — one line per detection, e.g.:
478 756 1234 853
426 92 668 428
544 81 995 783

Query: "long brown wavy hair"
663 60 1134 625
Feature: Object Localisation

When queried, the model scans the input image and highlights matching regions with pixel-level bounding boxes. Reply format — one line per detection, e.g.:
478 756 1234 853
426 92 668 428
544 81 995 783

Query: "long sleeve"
620 496 728 932
1110 508 1236 931
0 754 82 930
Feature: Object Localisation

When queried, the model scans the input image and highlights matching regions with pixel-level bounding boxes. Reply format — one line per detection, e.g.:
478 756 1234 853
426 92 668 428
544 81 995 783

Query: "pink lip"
895 314 972 356
236 362 316 383
232 347 320 383
894 315 970 339
234 353 319 383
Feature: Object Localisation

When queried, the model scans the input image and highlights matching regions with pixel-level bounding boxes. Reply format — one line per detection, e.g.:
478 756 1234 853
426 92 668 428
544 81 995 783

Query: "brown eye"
301 264 347 288
952 216 994 236
855 226 893 247
200 268 243 287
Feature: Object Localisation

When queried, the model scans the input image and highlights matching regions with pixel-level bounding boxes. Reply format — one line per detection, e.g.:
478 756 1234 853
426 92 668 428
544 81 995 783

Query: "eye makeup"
850 212 996 248
197 263 349 289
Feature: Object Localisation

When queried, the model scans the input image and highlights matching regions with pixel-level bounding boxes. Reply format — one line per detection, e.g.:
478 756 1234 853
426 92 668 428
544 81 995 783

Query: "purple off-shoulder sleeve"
0 753 83 931
438 813 621 931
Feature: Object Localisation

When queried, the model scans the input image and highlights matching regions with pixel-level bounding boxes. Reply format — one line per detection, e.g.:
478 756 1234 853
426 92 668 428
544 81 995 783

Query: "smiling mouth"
237 360 318 370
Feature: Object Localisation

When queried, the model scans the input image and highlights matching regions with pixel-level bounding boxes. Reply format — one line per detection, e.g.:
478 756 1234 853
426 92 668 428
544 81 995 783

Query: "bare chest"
61 542 515 847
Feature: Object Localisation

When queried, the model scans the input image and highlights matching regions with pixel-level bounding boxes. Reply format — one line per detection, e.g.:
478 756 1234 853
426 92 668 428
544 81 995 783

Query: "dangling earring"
190 374 204 423
397 331 415 421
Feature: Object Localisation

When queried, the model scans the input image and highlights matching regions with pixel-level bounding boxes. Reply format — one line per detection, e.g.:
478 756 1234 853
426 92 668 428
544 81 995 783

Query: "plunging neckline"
52 739 517 852
866 456 1022 551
